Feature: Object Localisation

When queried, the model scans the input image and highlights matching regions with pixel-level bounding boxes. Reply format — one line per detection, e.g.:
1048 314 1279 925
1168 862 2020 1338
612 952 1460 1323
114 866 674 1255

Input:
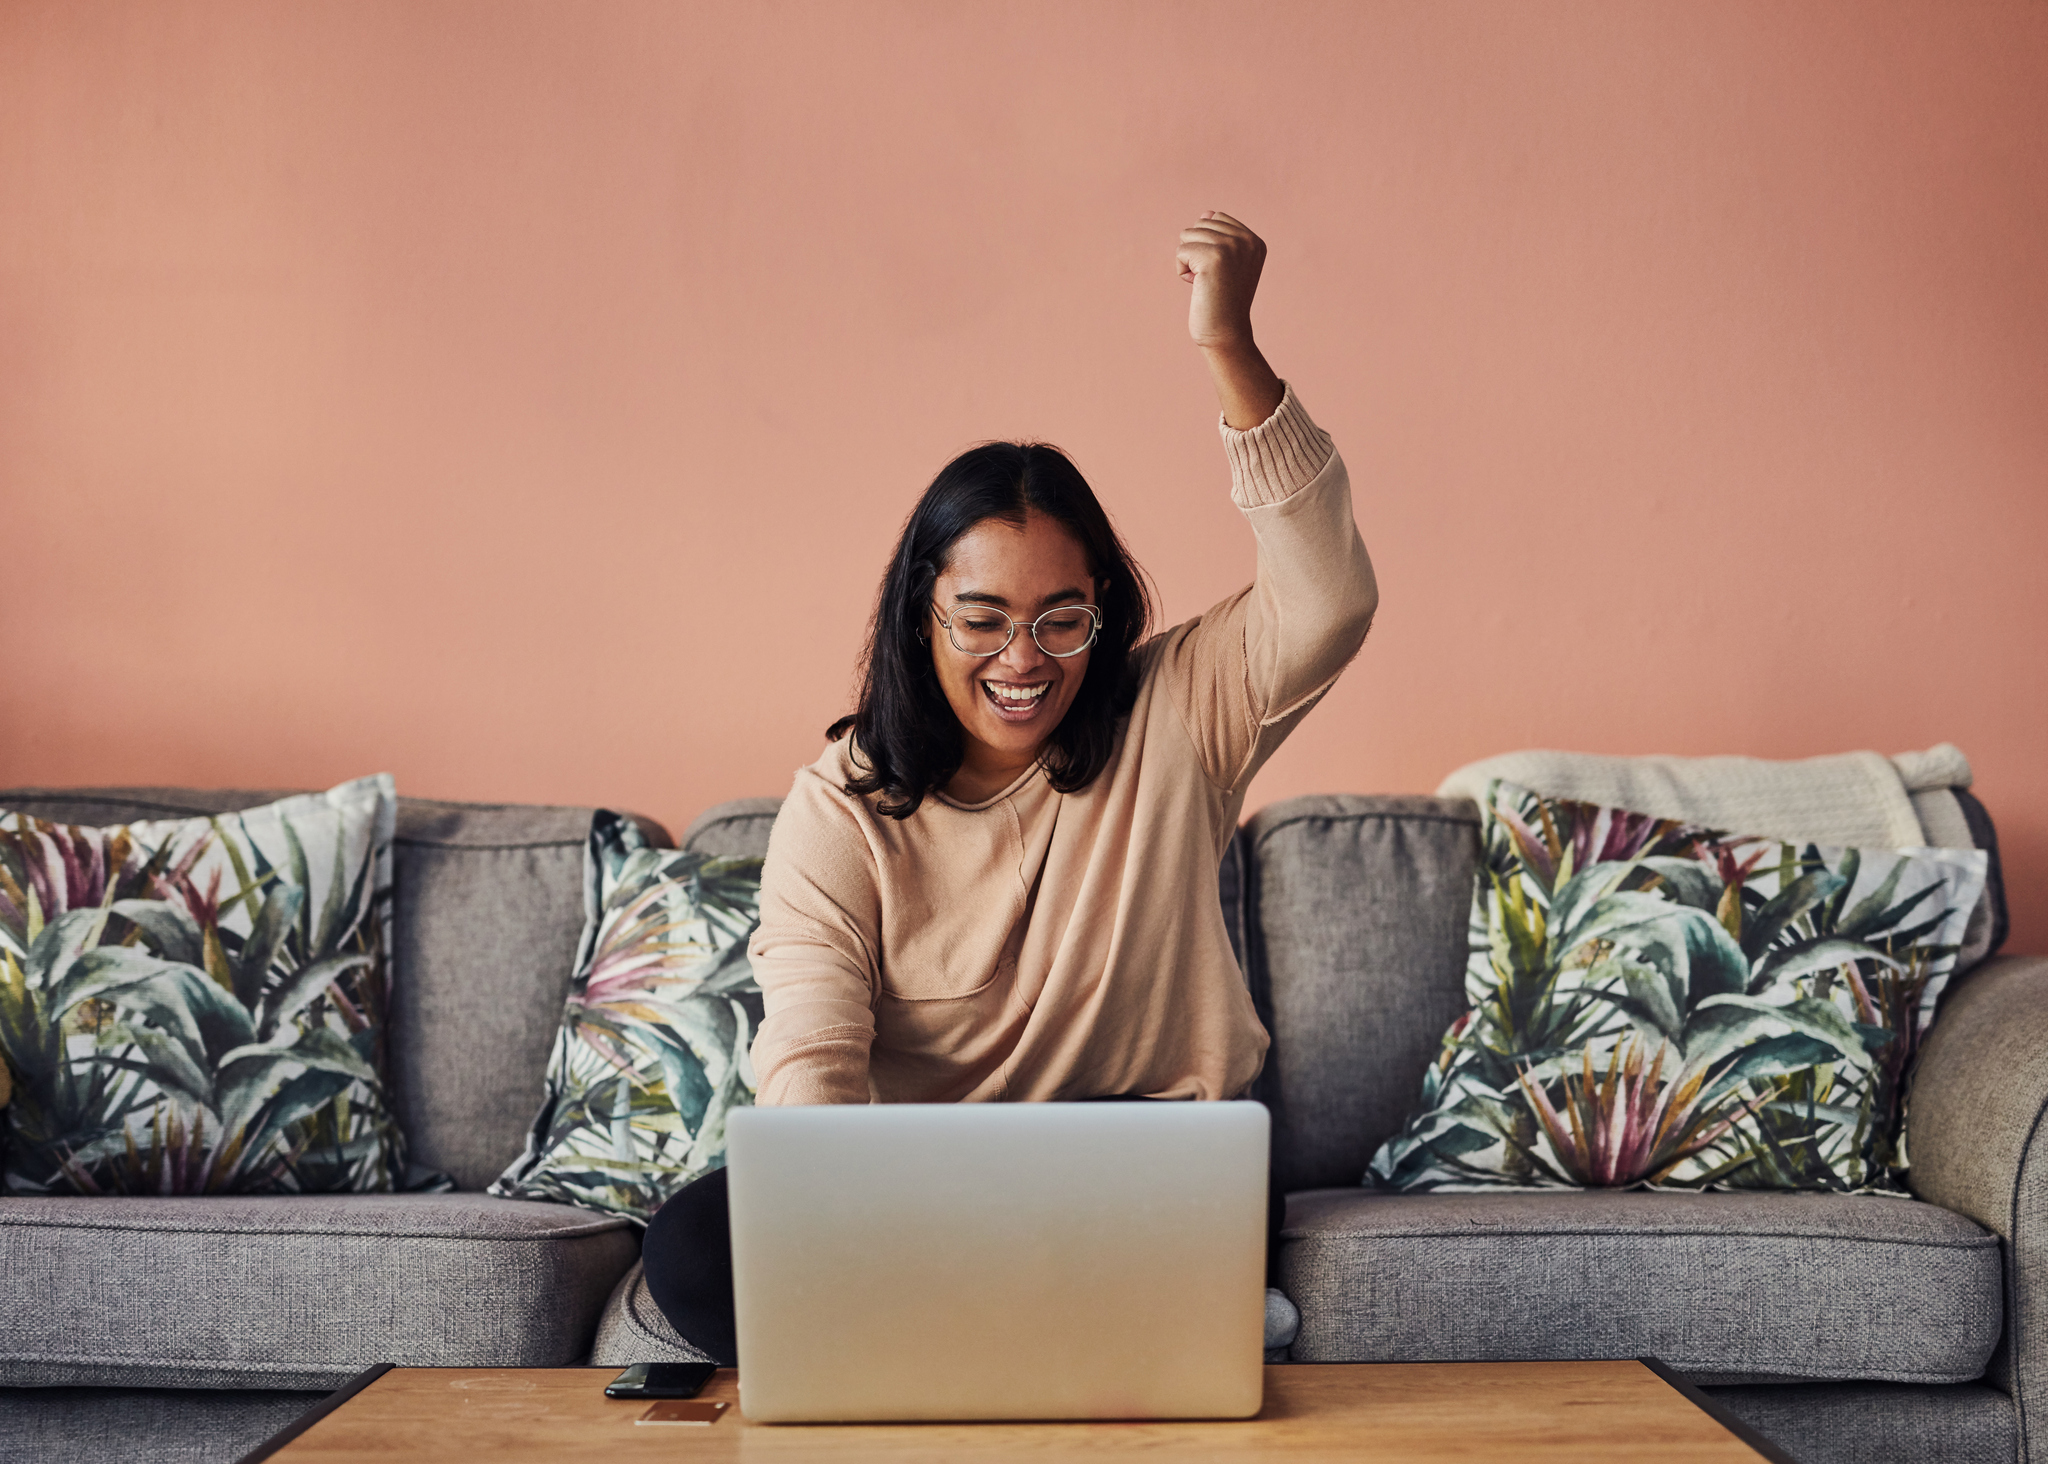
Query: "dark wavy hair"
826 441 1154 819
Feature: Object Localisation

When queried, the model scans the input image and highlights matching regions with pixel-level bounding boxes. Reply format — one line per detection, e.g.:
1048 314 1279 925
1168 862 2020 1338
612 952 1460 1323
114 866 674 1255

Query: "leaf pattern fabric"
1369 779 1988 1195
0 776 406 1195
490 812 763 1222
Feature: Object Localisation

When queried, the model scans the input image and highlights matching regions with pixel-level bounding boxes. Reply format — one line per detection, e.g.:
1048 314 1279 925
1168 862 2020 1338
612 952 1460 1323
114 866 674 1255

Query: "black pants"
641 1104 1285 1366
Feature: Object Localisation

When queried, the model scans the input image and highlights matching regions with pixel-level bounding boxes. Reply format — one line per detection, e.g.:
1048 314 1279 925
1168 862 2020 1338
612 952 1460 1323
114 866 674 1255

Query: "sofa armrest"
1907 954 2048 1442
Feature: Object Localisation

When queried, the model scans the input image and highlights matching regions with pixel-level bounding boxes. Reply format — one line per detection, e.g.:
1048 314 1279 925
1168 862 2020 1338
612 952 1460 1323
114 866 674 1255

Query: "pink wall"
5 1 2044 949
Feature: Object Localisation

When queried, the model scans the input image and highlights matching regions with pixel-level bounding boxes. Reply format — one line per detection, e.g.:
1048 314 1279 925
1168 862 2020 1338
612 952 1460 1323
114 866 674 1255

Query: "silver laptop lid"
727 1101 1268 1423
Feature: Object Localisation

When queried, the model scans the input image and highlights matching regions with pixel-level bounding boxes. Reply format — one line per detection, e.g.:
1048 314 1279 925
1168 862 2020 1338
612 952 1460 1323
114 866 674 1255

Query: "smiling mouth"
981 679 1051 720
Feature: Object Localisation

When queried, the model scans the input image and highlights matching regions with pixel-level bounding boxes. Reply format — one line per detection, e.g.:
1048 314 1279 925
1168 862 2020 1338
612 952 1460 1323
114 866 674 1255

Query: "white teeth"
988 683 1049 703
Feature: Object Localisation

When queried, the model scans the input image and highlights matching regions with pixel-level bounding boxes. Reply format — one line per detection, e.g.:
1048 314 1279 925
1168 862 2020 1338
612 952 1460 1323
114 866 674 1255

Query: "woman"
644 211 1377 1362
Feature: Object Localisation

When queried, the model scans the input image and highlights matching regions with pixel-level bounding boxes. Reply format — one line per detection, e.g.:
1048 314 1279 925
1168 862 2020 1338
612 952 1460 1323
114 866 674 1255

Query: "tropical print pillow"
0 776 407 1195
1368 779 1988 1194
490 812 763 1222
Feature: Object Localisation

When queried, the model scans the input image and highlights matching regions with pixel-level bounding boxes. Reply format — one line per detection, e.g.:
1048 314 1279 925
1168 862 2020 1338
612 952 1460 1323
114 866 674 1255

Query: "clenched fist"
1177 211 1266 352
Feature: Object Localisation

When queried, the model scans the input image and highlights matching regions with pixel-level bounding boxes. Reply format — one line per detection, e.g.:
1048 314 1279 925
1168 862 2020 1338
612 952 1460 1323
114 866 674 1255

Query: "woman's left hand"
1177 211 1267 352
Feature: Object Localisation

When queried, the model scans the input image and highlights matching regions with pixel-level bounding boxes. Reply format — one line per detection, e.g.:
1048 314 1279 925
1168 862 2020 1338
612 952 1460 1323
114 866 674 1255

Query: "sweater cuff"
1220 381 1335 509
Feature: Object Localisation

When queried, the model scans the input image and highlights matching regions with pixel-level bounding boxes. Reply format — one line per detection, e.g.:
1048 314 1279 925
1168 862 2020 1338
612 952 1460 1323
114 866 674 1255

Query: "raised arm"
1165 213 1379 791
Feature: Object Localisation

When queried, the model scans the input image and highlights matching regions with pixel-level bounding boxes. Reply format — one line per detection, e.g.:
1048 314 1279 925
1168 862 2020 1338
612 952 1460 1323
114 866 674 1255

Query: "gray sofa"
0 784 2036 1463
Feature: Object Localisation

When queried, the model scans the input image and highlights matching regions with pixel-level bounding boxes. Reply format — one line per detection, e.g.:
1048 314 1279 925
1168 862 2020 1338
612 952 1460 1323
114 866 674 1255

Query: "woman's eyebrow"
950 587 1090 608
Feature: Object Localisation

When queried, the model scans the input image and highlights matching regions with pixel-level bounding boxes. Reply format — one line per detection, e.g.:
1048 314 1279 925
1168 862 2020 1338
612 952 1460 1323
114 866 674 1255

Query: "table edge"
237 1357 1796 1461
234 1362 393 1464
1638 1357 1799 1464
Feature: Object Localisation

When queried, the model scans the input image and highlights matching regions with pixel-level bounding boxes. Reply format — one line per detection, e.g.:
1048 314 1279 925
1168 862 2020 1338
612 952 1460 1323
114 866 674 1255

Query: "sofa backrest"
16 783 1997 1200
680 796 783 859
1236 795 1480 1194
378 799 629 1189
0 786 639 1192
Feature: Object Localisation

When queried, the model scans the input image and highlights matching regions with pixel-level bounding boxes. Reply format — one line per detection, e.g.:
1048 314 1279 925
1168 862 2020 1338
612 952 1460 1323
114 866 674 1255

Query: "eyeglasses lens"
1032 611 1096 655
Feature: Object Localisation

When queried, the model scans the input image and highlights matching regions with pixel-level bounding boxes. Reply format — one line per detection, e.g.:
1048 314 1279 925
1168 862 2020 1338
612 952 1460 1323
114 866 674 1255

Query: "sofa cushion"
2 777 409 1196
490 812 764 1220
1704 1382 2014 1464
0 1386 323 1464
0 1194 638 1389
1239 795 1481 1193
1368 778 1988 1196
1281 1189 2001 1383
588 1259 716 1366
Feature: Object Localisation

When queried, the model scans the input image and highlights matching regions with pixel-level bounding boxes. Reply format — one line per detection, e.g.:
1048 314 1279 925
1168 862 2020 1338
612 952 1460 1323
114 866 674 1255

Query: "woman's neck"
944 744 1041 805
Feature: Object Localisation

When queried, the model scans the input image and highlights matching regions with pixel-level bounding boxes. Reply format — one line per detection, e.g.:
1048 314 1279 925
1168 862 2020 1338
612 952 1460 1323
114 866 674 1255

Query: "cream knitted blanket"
1435 743 1974 849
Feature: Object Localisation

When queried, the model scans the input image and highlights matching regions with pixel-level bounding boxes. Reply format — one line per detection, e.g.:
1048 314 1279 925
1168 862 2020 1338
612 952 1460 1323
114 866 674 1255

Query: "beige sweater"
748 386 1377 1105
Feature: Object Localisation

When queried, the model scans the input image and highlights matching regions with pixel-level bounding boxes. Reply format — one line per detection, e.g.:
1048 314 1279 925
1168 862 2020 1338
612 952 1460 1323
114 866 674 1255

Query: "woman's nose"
997 627 1048 674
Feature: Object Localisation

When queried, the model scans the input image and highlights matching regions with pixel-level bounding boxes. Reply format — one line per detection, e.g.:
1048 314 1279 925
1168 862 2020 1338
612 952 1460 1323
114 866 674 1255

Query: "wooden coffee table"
241 1361 1791 1461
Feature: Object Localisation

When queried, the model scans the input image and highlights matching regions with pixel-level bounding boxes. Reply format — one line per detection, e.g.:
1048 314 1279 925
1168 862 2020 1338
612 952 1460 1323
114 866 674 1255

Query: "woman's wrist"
1202 336 1284 431
1194 325 1257 355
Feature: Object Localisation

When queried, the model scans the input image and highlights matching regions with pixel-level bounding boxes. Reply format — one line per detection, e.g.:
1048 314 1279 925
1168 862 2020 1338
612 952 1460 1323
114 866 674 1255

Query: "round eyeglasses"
932 603 1103 659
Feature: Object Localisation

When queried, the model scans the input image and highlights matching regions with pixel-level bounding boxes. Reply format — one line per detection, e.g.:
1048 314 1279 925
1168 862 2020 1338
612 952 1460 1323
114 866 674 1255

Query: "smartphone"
604 1362 718 1400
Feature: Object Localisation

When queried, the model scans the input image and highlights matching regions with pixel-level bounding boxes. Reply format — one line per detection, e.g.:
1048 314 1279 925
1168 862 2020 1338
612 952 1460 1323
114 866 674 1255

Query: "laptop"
726 1100 1269 1423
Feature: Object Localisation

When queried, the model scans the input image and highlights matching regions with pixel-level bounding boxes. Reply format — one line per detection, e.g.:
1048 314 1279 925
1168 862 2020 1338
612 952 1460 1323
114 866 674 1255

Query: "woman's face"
928 510 1098 784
